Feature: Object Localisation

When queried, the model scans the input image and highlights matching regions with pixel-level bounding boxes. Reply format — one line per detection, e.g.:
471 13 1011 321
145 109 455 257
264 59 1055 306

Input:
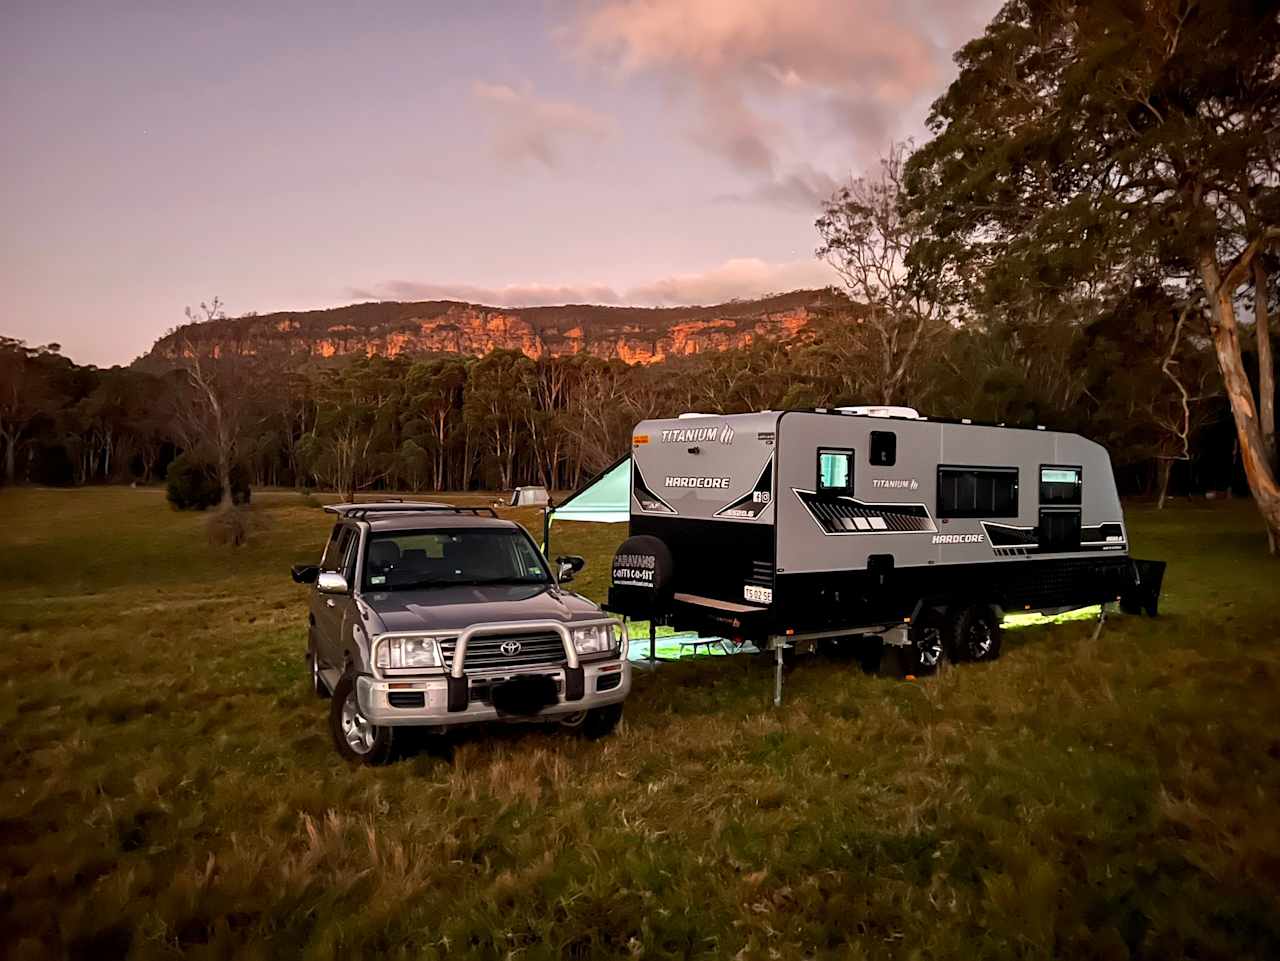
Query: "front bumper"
356 659 631 727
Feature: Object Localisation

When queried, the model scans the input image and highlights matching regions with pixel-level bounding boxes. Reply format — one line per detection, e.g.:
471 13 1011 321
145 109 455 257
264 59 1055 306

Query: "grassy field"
1 488 1278 960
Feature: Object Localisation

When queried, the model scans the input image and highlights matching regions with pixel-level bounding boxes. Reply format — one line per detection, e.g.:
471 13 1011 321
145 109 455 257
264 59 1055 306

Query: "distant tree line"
0 298 1262 506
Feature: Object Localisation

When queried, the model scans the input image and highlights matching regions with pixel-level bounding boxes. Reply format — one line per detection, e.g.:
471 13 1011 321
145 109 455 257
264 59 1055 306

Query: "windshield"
362 528 551 591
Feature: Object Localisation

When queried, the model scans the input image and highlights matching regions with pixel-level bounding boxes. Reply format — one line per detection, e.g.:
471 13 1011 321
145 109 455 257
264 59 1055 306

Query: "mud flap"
1120 558 1166 617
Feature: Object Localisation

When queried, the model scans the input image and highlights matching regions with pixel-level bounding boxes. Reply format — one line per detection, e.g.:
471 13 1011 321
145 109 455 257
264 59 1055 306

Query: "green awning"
548 455 630 525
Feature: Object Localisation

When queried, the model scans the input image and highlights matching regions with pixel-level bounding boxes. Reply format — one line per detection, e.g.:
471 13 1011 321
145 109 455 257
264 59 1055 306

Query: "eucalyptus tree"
906 0 1280 550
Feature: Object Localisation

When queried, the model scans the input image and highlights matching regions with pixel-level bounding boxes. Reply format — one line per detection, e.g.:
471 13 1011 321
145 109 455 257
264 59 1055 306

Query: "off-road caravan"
608 408 1164 693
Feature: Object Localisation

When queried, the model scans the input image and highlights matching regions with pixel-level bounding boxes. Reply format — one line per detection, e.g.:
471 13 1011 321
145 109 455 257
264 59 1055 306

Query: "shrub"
165 454 251 510
206 506 260 547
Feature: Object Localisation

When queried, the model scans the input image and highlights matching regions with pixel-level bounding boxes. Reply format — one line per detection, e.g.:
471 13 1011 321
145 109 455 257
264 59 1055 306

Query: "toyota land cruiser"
290 503 631 764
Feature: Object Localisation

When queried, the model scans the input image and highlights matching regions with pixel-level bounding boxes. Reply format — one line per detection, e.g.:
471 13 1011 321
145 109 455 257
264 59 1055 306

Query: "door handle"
326 598 336 608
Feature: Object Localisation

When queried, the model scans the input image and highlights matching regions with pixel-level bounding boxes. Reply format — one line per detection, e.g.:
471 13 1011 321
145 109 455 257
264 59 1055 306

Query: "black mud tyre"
329 673 395 765
904 610 947 677
577 703 623 740
307 639 330 699
947 604 1003 663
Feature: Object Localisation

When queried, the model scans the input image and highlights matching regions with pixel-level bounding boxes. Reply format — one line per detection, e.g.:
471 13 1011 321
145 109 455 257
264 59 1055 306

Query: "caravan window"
1040 466 1082 504
817 449 853 493
937 466 1019 518
870 431 897 467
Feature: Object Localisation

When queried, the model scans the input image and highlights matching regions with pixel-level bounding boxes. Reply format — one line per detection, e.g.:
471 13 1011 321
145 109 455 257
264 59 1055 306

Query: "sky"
2 0 1000 367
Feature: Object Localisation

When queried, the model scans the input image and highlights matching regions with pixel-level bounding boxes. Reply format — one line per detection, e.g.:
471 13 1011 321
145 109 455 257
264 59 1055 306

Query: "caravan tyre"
947 604 1002 663
905 610 947 677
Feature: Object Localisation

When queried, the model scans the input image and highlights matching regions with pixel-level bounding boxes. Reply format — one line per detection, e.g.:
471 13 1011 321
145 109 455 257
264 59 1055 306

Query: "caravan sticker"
932 533 985 544
872 478 919 490
665 476 730 489
660 425 734 445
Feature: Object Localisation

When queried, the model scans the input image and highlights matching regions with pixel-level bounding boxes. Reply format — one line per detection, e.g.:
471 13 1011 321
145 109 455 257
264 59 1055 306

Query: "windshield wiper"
383 576 548 590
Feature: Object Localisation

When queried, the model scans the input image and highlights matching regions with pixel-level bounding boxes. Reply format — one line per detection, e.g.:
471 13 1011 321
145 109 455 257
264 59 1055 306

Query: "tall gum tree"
905 0 1280 552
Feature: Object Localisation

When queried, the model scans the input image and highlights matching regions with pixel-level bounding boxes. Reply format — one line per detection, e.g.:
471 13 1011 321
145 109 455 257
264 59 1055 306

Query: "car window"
363 528 550 591
321 526 354 572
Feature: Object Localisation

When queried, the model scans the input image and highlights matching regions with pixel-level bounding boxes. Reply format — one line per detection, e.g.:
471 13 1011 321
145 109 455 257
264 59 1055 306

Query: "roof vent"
678 412 716 419
835 405 922 419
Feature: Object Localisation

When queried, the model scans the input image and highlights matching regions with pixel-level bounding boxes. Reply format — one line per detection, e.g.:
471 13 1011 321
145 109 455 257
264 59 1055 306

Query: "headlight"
572 623 621 656
375 635 442 670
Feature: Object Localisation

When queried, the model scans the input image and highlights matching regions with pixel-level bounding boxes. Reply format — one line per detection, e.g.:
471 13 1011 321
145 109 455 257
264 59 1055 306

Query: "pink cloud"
348 257 839 308
564 0 1001 205
472 81 617 168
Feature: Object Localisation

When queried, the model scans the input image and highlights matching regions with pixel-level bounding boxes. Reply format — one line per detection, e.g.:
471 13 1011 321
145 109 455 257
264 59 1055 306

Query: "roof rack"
324 502 499 519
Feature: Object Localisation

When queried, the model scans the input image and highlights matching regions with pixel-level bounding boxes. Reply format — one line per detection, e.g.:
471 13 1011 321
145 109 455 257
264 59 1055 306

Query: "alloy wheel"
341 689 376 755
916 626 945 670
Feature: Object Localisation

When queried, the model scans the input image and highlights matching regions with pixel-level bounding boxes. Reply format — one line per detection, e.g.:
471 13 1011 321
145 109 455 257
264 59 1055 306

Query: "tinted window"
818 449 853 492
321 526 354 571
937 466 1019 518
363 528 550 591
870 431 897 467
1040 466 1082 504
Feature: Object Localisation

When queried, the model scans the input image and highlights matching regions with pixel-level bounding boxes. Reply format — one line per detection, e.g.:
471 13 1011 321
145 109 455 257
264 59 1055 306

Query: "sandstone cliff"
143 289 842 366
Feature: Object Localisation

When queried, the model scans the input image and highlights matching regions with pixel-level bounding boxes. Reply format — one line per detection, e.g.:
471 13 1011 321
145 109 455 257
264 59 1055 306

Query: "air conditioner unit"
834 406 922 419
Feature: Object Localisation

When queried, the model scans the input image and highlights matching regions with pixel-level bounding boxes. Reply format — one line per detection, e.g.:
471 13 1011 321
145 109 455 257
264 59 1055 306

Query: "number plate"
743 584 773 604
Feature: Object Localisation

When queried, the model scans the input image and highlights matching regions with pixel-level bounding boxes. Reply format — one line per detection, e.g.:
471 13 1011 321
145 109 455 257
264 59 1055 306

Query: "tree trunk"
1199 251 1280 553
1255 258 1276 470
216 428 234 508
2 432 15 485
1156 459 1173 510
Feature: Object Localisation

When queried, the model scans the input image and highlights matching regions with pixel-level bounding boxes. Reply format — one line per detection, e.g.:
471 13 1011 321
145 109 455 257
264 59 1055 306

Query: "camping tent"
509 486 550 507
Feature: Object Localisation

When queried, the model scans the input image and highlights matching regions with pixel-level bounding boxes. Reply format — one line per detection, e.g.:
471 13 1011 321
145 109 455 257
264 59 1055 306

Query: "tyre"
577 703 623 740
904 610 947 676
946 604 1002 663
329 673 395 765
307 641 330 699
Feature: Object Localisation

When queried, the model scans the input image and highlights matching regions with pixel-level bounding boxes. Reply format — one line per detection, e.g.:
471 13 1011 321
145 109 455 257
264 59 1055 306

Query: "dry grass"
1 488 1278 959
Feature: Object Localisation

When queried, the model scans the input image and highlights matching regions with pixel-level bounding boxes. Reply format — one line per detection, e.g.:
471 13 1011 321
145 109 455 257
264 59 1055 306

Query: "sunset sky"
3 0 999 367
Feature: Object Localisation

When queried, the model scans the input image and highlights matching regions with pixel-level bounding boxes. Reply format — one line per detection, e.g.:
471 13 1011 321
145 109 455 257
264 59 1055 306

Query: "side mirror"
291 564 319 584
556 554 586 583
317 571 349 594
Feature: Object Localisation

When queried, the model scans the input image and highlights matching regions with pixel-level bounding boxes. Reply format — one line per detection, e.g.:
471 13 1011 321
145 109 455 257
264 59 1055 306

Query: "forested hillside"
143 290 837 367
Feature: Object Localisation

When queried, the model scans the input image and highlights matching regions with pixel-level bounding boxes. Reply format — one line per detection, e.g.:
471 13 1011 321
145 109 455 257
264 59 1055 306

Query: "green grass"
1 488 1278 960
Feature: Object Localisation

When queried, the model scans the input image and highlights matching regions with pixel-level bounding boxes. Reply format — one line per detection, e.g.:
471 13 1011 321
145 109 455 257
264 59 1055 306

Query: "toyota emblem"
499 640 522 657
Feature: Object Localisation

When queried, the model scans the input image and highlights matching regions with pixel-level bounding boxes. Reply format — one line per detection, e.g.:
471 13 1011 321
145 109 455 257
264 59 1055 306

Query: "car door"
311 523 357 669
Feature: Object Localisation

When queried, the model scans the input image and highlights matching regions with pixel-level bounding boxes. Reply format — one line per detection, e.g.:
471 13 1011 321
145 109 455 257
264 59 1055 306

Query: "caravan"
608 408 1163 681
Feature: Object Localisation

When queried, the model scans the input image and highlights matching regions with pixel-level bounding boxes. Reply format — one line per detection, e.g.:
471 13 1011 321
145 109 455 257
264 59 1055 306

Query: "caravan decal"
714 458 774 520
632 463 676 514
659 424 734 445
981 521 1129 556
792 488 937 535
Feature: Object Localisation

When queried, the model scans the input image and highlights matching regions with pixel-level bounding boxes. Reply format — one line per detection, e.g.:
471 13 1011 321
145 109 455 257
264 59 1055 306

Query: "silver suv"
291 503 631 764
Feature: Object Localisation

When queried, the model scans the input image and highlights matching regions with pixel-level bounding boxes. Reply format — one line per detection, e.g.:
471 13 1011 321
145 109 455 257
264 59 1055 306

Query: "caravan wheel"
947 605 1002 663
905 611 947 677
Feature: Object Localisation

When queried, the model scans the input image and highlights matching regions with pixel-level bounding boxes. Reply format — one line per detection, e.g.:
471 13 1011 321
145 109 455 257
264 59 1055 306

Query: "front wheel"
329 673 395 765
577 704 623 740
